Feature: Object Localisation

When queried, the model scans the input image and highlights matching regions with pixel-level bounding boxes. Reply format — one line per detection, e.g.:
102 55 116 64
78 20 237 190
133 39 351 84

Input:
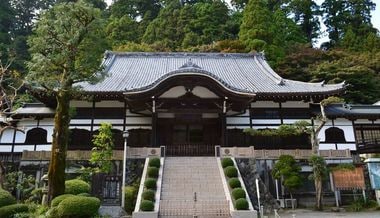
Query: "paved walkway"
277 209 380 218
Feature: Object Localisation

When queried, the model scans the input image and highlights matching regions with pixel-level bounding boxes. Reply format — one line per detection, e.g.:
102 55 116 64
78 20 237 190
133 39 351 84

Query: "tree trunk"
0 161 5 189
314 176 323 210
48 90 71 201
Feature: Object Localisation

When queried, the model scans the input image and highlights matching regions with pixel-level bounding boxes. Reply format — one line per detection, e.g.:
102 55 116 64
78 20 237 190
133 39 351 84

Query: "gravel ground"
276 209 380 218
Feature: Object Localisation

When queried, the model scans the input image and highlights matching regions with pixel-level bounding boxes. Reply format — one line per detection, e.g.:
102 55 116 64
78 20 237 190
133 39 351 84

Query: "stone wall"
236 158 279 214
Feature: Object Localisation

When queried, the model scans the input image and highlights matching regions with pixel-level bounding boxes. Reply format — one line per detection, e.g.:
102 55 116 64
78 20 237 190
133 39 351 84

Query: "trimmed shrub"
46 207 58 218
77 193 91 197
0 204 29 218
149 158 160 168
228 178 241 189
51 194 75 207
140 200 154 211
0 189 16 208
221 158 234 168
231 188 246 200
142 189 156 202
224 166 238 178
147 167 159 178
144 178 157 190
125 186 138 215
235 198 249 210
65 179 90 195
56 196 100 217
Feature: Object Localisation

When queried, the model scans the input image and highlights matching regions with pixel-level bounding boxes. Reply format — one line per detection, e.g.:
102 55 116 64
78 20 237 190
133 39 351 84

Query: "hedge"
228 178 241 189
51 194 75 207
147 167 159 178
235 198 249 210
77 193 91 197
144 178 157 190
148 158 160 168
64 179 90 195
231 188 246 200
140 200 154 211
0 189 16 208
125 186 138 214
56 196 100 217
221 158 234 168
142 189 156 202
0 204 29 218
224 166 238 178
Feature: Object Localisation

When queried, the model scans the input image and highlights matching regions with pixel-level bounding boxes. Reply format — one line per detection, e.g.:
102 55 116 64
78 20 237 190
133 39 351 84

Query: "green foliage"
244 124 308 137
91 122 114 174
272 155 303 193
142 189 156 202
228 178 241 189
147 167 159 178
51 194 76 207
331 163 355 171
125 186 138 214
0 188 16 208
77 193 91 197
140 200 154 211
64 179 90 195
231 188 246 200
144 178 157 190
148 158 161 168
224 166 238 178
308 155 328 181
221 158 234 168
56 196 100 217
0 204 29 218
26 188 43 203
3 171 35 202
348 197 378 212
235 198 249 210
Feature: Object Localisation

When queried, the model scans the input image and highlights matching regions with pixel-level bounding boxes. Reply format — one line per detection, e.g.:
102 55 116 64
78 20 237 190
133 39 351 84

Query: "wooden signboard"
332 166 366 190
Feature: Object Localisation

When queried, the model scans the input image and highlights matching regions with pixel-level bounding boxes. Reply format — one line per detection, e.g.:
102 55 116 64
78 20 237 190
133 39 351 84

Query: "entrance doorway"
157 114 220 156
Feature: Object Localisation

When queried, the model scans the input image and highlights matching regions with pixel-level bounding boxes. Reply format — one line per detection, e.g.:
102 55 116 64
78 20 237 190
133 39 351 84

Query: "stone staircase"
159 157 230 218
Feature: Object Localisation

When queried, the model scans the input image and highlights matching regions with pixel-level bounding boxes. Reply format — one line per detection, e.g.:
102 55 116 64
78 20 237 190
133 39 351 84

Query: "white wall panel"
70 100 92 107
93 119 124 125
126 117 152 124
36 144 52 151
159 86 186 98
319 143 336 150
226 117 250 125
252 119 281 125
0 129 14 143
251 101 279 108
70 119 92 124
0 146 11 152
14 131 26 143
14 145 34 152
337 143 356 150
96 101 124 107
281 101 309 108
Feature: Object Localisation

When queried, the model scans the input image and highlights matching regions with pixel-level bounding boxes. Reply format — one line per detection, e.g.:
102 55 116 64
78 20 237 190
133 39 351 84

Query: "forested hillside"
1 0 379 104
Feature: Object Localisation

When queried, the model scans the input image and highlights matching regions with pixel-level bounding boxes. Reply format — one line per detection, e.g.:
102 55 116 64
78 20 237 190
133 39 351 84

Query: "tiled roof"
312 103 380 119
79 52 345 96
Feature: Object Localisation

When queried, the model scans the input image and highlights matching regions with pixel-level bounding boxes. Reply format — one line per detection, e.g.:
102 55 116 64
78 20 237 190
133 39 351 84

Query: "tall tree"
289 0 320 43
27 1 109 200
308 155 328 210
0 0 13 48
239 0 273 52
110 0 161 20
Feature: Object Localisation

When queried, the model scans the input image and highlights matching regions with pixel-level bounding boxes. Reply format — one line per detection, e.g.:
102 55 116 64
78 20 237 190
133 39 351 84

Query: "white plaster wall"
69 126 91 131
14 131 26 143
337 143 356 150
159 86 186 98
14 145 34 152
282 119 311 124
126 117 152 124
319 143 336 150
125 126 151 130
95 100 124 107
36 144 51 151
281 101 310 108
226 117 250 125
0 129 14 143
251 119 281 125
192 86 219 98
251 101 279 108
0 146 11 152
93 119 124 125
70 100 92 107
69 119 92 124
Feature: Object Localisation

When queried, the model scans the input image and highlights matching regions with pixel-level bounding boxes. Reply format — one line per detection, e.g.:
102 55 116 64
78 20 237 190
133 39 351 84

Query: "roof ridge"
105 51 258 58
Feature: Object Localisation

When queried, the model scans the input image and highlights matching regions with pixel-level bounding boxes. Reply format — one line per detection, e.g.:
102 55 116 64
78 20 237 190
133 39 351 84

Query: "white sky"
105 0 380 46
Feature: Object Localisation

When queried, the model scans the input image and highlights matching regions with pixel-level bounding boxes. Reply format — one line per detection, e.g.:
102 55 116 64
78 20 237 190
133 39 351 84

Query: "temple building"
1 52 379 210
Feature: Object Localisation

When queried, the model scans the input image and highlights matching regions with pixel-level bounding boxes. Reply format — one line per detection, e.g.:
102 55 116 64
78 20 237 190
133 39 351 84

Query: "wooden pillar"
11 128 17 163
221 97 228 147
90 100 95 132
151 97 157 147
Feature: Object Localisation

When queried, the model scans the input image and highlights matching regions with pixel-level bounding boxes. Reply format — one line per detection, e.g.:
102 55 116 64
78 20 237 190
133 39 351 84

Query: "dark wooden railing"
165 144 214 156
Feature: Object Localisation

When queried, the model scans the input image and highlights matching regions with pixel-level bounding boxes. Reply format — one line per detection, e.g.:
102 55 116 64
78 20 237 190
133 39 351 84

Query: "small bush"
231 188 246 200
149 158 160 168
45 207 58 218
140 200 154 211
77 193 91 197
144 178 157 190
221 158 234 168
56 196 100 217
142 189 156 202
125 186 138 215
51 194 75 207
0 189 16 208
65 179 90 195
224 166 238 178
235 198 249 210
147 167 159 178
0 204 29 218
228 178 241 189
